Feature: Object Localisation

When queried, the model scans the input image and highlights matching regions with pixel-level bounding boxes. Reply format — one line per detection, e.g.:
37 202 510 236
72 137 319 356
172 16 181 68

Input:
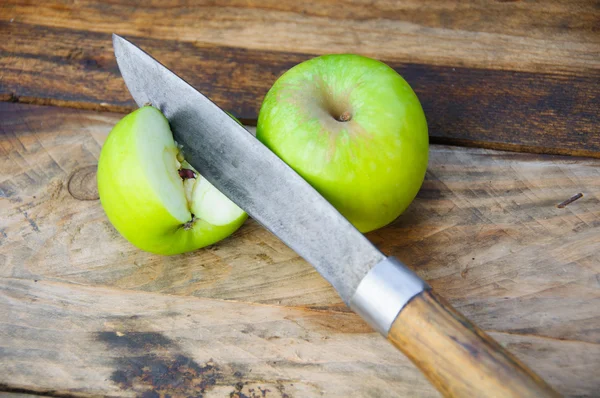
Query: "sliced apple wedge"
97 106 247 255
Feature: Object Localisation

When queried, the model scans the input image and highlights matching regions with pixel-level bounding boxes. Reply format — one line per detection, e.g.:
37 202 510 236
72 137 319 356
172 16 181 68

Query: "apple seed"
179 168 196 179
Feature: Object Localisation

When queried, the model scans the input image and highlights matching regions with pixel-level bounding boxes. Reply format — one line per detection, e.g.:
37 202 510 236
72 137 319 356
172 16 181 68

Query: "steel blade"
112 34 385 303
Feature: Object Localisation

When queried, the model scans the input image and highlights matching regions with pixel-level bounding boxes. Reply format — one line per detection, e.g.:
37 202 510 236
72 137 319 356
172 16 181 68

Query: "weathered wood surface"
1 102 599 396
1 1 599 157
1 278 599 398
4 0 598 73
0 278 433 397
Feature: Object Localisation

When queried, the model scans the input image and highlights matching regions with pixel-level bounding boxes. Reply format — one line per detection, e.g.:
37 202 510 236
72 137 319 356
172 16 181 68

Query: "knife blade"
111 34 426 334
111 34 560 398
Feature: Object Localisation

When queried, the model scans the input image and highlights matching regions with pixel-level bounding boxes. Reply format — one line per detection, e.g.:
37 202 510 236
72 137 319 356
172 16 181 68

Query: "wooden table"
1 2 599 397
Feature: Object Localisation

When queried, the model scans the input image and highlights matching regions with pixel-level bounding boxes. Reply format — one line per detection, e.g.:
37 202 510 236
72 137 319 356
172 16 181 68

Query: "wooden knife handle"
388 290 561 398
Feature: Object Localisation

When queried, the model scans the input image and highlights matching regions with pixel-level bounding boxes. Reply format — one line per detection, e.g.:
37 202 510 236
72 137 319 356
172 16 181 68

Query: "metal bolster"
349 257 429 336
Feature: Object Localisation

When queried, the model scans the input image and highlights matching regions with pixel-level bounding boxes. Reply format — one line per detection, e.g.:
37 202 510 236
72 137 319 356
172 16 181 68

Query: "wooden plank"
1 18 600 156
2 0 599 74
1 278 598 397
0 278 433 398
1 102 599 347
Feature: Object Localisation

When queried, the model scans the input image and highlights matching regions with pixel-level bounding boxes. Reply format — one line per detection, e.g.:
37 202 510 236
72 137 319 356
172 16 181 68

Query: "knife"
112 34 560 398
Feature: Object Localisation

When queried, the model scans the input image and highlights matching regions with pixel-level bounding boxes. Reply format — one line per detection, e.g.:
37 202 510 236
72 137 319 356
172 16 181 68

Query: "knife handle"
350 257 560 398
387 289 561 397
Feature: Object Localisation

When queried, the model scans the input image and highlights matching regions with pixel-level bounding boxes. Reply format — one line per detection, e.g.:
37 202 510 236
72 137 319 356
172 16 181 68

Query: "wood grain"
1 101 599 343
1 278 598 397
1 5 599 157
2 0 599 74
1 2 599 395
0 278 434 398
1 102 599 396
389 290 559 398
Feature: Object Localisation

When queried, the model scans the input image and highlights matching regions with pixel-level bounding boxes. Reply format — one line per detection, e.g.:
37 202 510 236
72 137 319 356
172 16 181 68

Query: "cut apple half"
97 106 247 255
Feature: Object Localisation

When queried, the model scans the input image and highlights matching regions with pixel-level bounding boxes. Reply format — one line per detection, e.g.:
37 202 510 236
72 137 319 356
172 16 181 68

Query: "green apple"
256 54 428 233
97 106 247 255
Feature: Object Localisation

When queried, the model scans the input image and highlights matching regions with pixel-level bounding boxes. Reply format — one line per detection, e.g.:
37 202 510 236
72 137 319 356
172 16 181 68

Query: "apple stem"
179 168 196 179
337 111 352 122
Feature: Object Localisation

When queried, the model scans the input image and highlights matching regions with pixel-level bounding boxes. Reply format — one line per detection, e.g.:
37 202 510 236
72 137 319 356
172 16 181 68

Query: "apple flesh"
257 54 429 233
97 106 247 255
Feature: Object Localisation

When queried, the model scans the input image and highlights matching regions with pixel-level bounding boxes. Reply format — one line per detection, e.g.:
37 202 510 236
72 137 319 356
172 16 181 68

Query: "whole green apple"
256 54 428 232
97 106 247 255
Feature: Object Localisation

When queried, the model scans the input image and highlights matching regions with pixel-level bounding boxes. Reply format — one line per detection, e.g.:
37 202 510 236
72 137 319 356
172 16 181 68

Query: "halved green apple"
97 106 247 255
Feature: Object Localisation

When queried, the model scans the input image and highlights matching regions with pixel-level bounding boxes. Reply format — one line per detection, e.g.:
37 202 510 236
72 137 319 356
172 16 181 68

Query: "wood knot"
68 165 99 201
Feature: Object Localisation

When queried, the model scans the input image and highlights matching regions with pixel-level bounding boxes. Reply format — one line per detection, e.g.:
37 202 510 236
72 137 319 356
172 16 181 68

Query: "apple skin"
256 54 428 233
97 106 247 255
